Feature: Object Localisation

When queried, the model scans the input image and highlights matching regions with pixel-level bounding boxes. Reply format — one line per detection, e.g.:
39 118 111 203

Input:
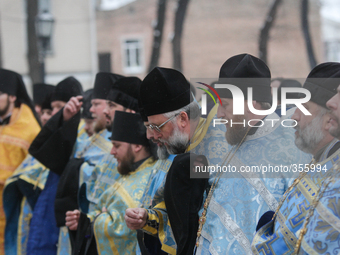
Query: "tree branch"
148 0 167 72
172 0 190 72
259 0 282 64
301 0 317 69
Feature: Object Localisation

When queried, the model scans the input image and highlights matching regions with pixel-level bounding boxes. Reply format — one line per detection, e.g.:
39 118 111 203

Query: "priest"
0 68 40 254
251 62 340 255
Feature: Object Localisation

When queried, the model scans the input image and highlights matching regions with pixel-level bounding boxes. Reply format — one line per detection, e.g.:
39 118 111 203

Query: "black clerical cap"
109 111 149 146
51 76 83 103
0 68 39 123
138 97 148 122
82 89 93 119
303 62 340 108
139 67 193 116
93 72 124 100
277 79 302 101
107 77 141 112
41 90 54 110
33 83 55 105
216 53 272 103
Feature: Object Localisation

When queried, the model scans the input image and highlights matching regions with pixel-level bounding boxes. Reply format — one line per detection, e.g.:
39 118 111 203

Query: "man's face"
84 118 95 137
110 140 135 175
326 85 340 138
51 100 66 116
146 113 189 154
103 100 125 131
89 99 107 133
40 109 52 126
35 104 42 117
217 98 248 145
0 92 11 118
292 101 328 154
144 121 168 159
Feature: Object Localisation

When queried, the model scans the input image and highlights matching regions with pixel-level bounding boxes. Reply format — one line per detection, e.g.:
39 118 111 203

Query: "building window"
325 41 340 62
122 39 144 74
98 53 112 72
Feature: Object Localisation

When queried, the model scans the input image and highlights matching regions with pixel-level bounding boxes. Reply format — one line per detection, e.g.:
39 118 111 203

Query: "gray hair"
163 100 201 122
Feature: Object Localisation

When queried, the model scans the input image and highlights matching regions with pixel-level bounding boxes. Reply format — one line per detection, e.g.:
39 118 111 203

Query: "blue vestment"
195 110 311 255
251 139 340 255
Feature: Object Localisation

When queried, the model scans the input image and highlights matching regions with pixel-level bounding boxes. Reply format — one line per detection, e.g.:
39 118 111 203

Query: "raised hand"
63 96 83 122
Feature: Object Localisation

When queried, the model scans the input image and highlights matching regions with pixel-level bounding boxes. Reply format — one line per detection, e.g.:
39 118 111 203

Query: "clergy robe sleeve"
54 157 85 227
73 212 98 255
142 203 176 255
29 108 80 175
164 153 208 255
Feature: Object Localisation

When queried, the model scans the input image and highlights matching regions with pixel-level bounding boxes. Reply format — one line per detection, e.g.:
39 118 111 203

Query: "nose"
103 106 109 115
291 108 300 122
110 146 116 156
89 105 95 113
326 96 337 111
153 130 162 140
217 104 225 118
146 128 153 140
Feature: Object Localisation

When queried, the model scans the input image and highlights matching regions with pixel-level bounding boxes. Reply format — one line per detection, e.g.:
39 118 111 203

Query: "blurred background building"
0 0 339 93
0 0 97 92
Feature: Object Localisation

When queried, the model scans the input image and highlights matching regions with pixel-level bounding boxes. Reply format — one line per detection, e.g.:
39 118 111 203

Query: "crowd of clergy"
0 53 340 255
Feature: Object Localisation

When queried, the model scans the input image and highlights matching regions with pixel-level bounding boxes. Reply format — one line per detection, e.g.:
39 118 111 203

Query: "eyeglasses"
146 113 179 133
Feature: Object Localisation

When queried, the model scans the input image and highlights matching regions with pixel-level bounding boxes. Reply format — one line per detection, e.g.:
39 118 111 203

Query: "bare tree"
259 0 282 64
26 0 43 83
172 0 190 72
301 0 317 68
148 0 167 72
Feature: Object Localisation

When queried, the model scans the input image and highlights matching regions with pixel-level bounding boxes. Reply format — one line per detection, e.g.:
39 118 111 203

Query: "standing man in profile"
192 54 310 255
66 111 159 255
252 62 340 255
4 87 55 255
125 67 227 254
0 69 41 254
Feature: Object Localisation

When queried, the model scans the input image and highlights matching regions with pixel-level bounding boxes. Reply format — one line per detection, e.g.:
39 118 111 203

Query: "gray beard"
295 114 325 154
157 145 170 160
163 125 189 154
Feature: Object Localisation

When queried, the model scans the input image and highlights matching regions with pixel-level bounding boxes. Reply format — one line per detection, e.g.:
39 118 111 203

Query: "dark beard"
0 97 10 117
225 125 248 145
94 120 105 133
118 146 135 175
106 122 112 131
